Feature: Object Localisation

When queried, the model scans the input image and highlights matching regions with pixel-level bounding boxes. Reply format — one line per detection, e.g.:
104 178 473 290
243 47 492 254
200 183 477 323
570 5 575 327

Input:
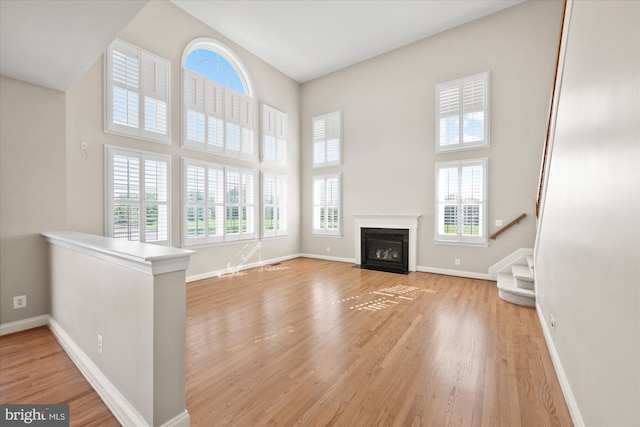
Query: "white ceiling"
0 0 148 92
171 0 525 83
0 0 524 92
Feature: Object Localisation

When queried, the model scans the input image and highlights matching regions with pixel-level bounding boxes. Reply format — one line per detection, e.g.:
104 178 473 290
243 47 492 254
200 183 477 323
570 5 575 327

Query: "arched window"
182 38 256 160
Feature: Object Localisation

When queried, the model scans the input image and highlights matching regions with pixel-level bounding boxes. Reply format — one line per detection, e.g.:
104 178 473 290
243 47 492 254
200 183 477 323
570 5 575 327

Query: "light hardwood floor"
1 257 573 426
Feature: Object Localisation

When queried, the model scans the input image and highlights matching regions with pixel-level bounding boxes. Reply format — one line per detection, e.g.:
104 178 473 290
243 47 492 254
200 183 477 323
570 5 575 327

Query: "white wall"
65 0 301 279
0 76 67 324
536 1 640 425
300 0 564 275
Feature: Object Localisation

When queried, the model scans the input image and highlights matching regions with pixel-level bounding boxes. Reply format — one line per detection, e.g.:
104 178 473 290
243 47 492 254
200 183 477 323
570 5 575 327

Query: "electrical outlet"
495 219 503 227
13 295 26 309
98 334 103 355
454 259 461 266
549 315 556 332
326 246 331 253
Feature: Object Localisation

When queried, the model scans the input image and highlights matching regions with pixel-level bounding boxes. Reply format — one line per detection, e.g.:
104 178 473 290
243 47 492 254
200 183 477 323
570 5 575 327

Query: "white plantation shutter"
436 71 489 153
312 173 342 236
183 70 206 147
106 146 171 245
106 39 170 144
206 79 225 150
262 104 288 166
262 172 288 238
435 158 487 245
223 89 256 159
182 159 257 246
313 110 342 167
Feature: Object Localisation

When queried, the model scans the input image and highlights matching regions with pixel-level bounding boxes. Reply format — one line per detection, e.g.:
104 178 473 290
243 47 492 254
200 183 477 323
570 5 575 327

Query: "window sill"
434 240 489 248
312 233 343 238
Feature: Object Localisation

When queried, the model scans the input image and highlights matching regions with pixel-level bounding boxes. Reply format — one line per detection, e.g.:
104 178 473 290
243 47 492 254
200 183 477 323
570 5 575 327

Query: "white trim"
42 231 194 275
353 214 420 272
536 303 585 427
416 265 492 281
47 316 150 427
487 248 533 280
186 253 301 282
160 410 190 427
299 253 356 264
0 315 49 336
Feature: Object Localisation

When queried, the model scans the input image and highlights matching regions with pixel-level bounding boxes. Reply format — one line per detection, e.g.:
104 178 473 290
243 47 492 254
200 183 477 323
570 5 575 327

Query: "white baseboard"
416 265 492 281
160 410 190 427
47 316 151 427
535 303 584 427
186 253 302 283
299 253 356 264
488 248 533 280
0 314 49 336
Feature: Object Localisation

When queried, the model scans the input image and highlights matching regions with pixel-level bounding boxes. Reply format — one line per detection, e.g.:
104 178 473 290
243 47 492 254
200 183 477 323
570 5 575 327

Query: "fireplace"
361 228 409 274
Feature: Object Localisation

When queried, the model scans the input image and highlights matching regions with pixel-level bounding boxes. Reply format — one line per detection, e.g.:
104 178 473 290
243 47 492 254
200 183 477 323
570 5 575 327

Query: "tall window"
435 158 487 245
105 38 170 144
313 110 342 167
436 71 489 153
182 39 256 160
262 104 288 166
105 146 170 245
182 158 256 246
262 173 288 237
313 174 342 236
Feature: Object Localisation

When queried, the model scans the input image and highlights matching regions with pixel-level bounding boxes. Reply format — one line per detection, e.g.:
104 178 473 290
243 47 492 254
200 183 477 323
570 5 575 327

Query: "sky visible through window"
185 48 245 95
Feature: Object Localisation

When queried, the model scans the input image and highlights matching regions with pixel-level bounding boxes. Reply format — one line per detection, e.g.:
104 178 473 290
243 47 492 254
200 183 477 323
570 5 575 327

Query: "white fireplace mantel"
354 214 421 271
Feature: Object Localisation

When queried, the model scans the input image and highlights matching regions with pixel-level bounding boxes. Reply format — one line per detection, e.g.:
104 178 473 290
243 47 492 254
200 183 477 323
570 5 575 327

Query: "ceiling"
0 0 524 92
171 0 525 83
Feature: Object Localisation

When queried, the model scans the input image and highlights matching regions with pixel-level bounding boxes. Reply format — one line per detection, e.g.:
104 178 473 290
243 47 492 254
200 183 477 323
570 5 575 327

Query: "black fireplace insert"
360 227 409 274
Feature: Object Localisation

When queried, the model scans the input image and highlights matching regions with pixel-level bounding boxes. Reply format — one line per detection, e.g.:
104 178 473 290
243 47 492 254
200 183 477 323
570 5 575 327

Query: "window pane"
113 204 140 241
463 205 481 236
265 206 275 231
226 207 239 234
145 160 167 202
439 204 458 235
463 111 484 143
208 116 224 147
184 48 246 95
314 141 326 164
227 123 240 151
327 139 340 163
440 116 459 146
438 167 458 202
113 86 139 128
187 110 205 142
113 155 139 201
186 206 205 238
243 206 254 233
209 206 223 237
144 97 167 134
186 166 205 203
146 204 167 241
242 128 254 155
226 172 240 204
461 165 484 201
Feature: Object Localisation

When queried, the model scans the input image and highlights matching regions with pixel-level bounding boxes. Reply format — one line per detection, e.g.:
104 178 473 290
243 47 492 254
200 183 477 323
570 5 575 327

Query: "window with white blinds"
105 39 170 144
182 158 257 246
312 110 342 167
262 104 288 166
262 172 288 238
312 173 342 236
105 146 170 245
435 158 488 245
182 39 257 161
435 71 489 153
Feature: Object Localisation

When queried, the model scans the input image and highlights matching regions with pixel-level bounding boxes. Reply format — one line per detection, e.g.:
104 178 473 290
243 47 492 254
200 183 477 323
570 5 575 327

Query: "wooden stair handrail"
536 0 568 218
490 213 527 240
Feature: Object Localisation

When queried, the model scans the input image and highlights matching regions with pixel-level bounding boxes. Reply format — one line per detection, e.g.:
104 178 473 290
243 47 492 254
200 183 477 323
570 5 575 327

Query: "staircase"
497 255 535 307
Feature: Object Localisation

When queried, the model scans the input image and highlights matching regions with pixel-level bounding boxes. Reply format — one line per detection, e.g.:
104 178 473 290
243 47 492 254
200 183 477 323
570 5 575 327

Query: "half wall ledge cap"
42 231 195 276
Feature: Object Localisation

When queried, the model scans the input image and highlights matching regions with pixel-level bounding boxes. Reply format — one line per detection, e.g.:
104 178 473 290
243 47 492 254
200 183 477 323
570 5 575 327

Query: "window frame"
261 103 288 167
104 38 171 144
104 145 171 246
435 71 489 153
312 173 342 237
312 110 343 168
182 158 257 247
434 158 488 246
181 38 257 161
262 172 288 238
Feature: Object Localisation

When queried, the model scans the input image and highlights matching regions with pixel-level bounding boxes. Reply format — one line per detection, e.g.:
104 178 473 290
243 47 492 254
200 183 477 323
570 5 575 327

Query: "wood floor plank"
0 258 573 426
